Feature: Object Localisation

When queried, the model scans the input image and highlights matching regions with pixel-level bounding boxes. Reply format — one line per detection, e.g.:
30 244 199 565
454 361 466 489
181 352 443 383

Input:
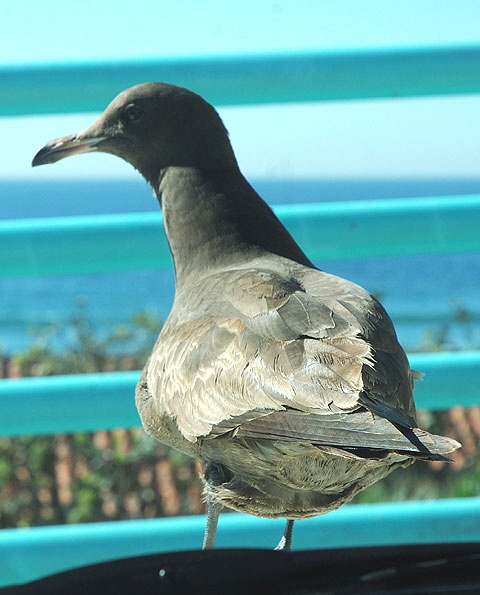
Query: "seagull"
32 82 460 550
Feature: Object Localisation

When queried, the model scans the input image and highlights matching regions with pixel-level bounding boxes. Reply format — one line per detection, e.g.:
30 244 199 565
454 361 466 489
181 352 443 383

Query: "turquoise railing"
2 194 480 277
2 45 480 115
2 498 480 586
1 351 479 437
1 45 480 586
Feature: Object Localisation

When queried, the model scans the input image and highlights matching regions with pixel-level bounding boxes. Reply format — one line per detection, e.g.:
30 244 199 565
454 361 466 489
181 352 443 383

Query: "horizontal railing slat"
2 45 480 116
1 497 479 586
0 351 478 437
2 194 479 278
0 372 139 437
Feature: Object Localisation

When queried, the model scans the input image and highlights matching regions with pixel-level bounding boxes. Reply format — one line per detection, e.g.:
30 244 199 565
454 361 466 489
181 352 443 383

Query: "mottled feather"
146 259 419 442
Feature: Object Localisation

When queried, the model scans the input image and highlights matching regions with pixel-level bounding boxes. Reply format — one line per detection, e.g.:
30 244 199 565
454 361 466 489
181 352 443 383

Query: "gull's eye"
124 104 143 123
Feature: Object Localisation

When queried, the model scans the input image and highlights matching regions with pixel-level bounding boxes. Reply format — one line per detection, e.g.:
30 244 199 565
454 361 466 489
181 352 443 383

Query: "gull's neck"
155 166 313 288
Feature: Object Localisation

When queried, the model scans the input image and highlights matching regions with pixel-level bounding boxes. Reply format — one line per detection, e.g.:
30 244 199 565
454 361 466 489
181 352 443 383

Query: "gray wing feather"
236 409 459 458
146 260 419 442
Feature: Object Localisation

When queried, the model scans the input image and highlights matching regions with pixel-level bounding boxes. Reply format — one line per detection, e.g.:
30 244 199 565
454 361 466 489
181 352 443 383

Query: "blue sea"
1 177 479 355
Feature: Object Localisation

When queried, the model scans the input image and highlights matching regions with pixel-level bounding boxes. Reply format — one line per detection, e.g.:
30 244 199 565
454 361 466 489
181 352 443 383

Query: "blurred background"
1 0 479 530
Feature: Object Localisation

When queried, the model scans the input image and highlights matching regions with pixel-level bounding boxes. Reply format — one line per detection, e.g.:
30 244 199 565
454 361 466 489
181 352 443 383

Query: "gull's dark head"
32 82 237 186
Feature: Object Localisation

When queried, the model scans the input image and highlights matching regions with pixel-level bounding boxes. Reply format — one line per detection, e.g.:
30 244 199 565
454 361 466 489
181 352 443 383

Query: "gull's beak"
32 133 107 167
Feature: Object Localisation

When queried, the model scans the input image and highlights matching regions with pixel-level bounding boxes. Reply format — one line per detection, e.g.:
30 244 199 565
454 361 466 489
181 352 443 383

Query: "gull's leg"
202 492 222 549
202 462 227 549
274 519 295 551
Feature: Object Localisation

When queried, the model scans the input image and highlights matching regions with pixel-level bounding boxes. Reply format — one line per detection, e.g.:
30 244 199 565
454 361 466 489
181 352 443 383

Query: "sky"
1 0 480 182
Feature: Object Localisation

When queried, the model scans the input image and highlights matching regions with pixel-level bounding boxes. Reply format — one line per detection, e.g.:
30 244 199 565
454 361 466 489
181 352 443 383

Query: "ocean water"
1 178 479 355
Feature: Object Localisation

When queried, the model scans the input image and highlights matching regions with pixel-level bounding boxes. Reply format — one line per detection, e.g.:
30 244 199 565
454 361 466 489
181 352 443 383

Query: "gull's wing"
144 260 421 445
